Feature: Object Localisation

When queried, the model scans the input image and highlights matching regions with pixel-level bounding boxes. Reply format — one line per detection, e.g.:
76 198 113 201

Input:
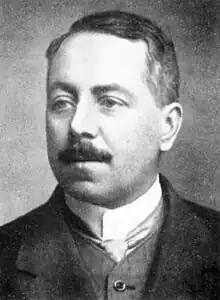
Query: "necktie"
100 239 128 262
65 198 164 263
100 198 164 262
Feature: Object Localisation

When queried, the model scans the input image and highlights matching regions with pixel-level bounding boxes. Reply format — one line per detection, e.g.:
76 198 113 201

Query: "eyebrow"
92 84 135 99
48 81 135 100
48 81 78 97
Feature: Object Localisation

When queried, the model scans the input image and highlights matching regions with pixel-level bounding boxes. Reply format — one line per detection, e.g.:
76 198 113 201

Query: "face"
46 32 166 208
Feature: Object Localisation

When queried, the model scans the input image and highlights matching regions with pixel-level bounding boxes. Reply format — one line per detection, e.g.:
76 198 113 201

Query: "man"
0 10 219 300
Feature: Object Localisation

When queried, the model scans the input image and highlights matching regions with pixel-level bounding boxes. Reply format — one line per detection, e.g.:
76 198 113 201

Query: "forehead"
48 32 148 87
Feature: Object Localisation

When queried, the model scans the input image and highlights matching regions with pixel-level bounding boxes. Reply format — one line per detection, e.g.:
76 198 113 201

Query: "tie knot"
101 239 128 262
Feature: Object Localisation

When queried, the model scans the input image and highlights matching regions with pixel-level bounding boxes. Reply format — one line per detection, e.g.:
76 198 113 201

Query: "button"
113 280 126 292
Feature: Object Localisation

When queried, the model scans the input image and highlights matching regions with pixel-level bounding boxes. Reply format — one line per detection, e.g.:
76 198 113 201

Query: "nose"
70 99 99 138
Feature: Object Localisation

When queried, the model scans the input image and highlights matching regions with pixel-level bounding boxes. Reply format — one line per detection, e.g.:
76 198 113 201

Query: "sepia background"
1 0 220 225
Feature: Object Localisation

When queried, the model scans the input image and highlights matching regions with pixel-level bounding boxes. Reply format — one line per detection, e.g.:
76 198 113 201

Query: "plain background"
1 0 220 225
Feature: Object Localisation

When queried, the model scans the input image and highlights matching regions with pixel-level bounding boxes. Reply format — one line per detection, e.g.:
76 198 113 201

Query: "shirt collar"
65 175 162 240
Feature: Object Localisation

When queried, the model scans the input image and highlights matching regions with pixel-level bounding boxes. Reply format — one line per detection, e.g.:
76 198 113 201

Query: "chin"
60 180 108 205
60 180 135 209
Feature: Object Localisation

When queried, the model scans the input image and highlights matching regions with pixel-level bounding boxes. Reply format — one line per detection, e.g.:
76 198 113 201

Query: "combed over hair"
46 10 179 106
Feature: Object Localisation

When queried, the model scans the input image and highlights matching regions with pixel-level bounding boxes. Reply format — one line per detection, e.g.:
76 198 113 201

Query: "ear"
159 102 183 152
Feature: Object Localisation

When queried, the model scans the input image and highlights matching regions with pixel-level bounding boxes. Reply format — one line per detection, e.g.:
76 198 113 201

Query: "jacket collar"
15 175 216 297
146 175 218 297
15 186 97 299
16 186 77 276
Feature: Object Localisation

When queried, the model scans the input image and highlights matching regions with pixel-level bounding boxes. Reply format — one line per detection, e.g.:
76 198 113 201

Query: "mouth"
61 155 105 165
71 160 104 165
58 148 112 165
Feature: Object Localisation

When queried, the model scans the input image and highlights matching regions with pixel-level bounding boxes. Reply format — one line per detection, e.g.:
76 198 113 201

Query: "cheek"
46 115 69 149
102 113 160 154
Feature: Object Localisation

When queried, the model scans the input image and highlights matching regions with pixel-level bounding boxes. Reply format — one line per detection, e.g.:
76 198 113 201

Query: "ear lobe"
160 103 183 152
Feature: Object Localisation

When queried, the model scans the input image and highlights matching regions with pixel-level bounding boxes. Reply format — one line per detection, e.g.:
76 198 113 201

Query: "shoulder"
182 199 220 252
0 199 58 297
0 185 65 260
177 201 220 292
179 199 220 250
0 201 51 255
159 174 220 288
0 185 64 248
160 173 220 220
183 198 220 225
160 174 220 243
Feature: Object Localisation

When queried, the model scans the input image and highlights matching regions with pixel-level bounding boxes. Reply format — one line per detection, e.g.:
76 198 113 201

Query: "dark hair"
46 10 179 106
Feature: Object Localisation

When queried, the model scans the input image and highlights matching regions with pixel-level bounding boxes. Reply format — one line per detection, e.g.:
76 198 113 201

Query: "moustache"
58 141 112 164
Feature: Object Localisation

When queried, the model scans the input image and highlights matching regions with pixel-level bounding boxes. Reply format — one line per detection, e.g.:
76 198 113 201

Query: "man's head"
46 10 183 208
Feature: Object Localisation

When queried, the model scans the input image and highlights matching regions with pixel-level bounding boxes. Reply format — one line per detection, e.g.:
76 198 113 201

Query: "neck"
65 174 161 239
114 173 158 208
65 195 107 237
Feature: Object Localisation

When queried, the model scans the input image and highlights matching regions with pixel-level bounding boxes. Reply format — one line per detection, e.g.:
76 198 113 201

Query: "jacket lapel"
15 186 97 300
144 175 218 299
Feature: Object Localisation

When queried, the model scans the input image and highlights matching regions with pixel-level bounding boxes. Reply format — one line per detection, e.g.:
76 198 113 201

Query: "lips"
62 153 104 164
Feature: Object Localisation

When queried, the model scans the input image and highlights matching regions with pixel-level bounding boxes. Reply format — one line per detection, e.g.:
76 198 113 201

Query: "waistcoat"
64 203 165 300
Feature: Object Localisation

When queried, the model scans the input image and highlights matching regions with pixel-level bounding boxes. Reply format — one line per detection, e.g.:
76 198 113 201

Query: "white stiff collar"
65 176 162 240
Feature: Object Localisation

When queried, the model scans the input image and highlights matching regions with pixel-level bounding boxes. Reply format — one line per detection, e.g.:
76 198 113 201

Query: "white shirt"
65 176 162 241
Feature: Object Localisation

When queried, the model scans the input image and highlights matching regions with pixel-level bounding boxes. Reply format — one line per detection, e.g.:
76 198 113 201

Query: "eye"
50 96 76 113
99 96 124 109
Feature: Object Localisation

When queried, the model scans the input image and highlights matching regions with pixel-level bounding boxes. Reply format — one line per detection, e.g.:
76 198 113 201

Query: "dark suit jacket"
0 175 220 299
